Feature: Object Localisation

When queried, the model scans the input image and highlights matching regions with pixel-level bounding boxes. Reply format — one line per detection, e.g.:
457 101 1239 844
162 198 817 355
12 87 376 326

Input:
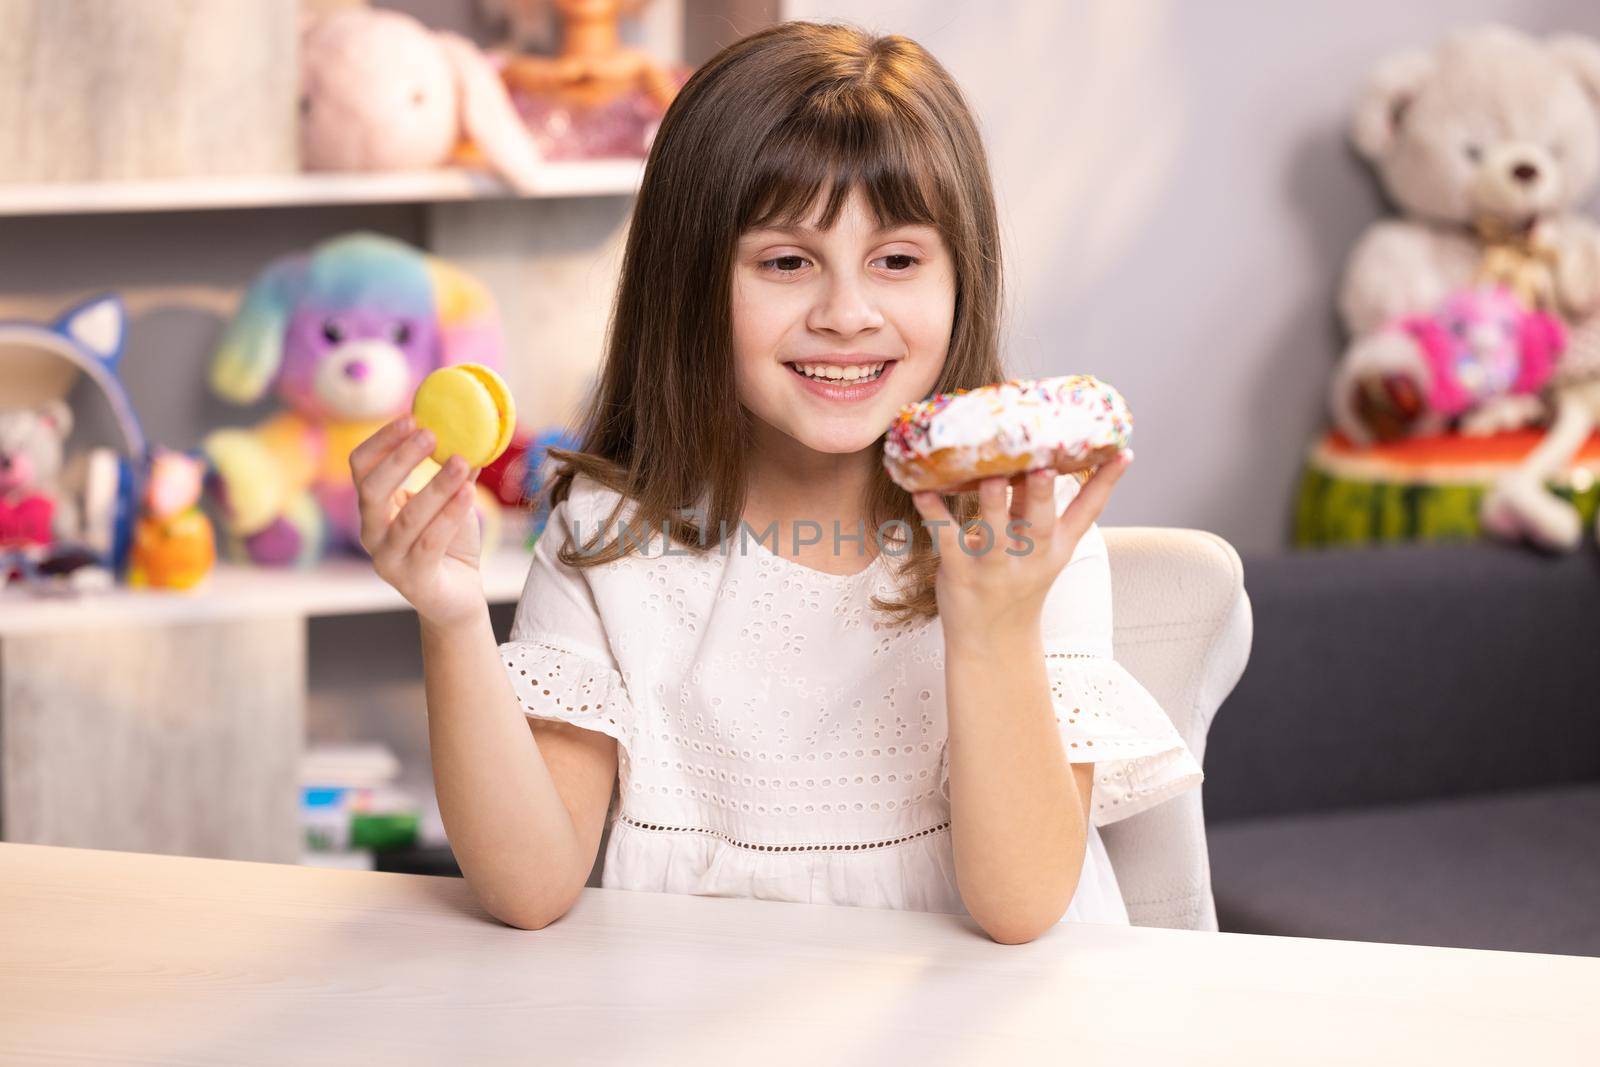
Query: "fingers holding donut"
1012 468 1058 558
893 376 1137 638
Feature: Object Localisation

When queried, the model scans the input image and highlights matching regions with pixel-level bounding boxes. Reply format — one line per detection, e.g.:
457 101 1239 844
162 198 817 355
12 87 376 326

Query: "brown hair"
544 19 1005 626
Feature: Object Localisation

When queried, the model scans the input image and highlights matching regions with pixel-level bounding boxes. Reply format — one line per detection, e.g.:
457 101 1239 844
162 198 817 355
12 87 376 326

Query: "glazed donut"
882 374 1132 494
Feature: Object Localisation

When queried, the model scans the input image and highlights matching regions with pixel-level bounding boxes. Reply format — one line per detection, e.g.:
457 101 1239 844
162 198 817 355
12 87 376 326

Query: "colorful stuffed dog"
204 232 506 565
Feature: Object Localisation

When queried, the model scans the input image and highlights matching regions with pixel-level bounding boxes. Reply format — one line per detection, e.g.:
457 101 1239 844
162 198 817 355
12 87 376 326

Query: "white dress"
498 471 1203 926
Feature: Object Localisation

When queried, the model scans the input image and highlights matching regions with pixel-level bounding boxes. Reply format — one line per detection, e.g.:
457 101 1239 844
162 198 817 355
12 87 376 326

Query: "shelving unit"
0 158 635 865
0 547 534 636
0 161 646 217
0 541 538 864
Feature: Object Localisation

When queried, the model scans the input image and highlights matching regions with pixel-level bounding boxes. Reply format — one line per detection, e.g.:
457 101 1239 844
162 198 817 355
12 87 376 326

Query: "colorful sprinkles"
883 374 1133 468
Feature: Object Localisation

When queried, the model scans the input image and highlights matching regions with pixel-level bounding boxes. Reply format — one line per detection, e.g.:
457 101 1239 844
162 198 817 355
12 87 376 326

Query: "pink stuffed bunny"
300 8 544 192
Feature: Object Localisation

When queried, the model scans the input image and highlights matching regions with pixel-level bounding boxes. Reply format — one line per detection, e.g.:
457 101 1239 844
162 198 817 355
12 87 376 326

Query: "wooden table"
2 842 1594 1065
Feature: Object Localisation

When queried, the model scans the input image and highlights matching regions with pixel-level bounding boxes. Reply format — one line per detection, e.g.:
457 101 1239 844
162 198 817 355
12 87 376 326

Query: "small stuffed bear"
300 7 544 191
0 401 77 553
1329 25 1600 446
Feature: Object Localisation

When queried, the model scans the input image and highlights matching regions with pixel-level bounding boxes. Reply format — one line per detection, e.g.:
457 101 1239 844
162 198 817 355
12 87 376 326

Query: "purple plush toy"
203 232 506 565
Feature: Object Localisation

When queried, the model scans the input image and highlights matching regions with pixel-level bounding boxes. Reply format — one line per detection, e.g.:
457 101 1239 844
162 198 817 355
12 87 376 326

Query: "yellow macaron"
410 363 517 469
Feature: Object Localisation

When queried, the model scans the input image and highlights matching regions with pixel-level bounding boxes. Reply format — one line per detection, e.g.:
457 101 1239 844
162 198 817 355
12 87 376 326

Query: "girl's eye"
874 253 919 272
759 254 809 275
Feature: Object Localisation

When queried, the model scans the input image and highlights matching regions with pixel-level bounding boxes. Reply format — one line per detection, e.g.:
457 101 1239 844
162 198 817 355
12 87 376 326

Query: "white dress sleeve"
498 481 637 756
939 474 1204 827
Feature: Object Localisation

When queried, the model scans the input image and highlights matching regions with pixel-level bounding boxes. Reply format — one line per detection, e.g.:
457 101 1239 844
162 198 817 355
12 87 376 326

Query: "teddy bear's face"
276 304 441 423
0 404 70 498
1364 28 1600 227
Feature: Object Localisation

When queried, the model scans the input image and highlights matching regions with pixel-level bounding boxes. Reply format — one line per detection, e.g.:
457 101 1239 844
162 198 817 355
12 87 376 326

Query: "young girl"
350 20 1201 943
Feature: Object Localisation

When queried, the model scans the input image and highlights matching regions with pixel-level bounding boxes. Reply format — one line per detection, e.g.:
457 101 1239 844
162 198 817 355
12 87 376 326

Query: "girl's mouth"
786 359 895 401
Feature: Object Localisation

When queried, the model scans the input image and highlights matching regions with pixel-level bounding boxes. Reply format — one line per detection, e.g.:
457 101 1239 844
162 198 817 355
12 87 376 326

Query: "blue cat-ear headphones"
0 293 148 574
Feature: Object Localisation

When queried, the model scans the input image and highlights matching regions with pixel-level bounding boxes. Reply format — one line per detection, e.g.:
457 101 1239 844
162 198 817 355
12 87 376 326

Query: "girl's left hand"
910 452 1133 646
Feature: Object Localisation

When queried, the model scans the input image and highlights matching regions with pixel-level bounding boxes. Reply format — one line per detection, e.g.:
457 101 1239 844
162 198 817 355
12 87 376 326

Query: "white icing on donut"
883 374 1132 464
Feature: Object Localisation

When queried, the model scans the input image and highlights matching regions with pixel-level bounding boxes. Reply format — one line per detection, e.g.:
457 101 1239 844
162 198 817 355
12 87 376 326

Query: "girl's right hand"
351 415 485 629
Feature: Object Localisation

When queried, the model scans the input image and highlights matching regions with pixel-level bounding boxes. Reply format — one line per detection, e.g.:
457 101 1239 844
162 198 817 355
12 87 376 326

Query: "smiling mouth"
787 361 890 385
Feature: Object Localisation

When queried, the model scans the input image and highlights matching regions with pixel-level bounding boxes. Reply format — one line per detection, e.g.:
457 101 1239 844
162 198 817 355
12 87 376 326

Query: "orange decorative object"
127 509 217 591
127 450 217 591
499 0 680 112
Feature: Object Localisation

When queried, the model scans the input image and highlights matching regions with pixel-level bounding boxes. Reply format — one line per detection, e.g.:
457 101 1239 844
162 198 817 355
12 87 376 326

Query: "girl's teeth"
794 362 885 383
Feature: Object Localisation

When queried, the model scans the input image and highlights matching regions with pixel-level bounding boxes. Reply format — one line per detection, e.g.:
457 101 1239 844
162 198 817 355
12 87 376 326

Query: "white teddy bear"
1330 25 1600 449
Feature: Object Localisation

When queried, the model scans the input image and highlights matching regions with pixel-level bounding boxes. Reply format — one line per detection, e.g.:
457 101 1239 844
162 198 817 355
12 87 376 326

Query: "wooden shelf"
0 161 644 217
0 547 532 635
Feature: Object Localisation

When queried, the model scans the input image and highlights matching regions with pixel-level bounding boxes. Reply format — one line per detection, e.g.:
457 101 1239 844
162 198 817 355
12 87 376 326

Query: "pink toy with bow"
1399 286 1564 418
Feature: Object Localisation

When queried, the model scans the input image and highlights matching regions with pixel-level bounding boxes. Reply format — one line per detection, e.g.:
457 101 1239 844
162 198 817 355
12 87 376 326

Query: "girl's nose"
807 275 884 337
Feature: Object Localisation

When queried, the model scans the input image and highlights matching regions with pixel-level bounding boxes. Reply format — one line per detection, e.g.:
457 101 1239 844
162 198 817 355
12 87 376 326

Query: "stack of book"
299 742 442 870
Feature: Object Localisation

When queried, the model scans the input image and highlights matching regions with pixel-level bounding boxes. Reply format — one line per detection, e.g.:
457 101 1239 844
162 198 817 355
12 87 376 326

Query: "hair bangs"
738 92 956 237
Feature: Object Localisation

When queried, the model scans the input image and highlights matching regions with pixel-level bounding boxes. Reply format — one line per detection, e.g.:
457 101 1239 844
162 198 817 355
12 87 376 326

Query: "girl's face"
731 185 955 457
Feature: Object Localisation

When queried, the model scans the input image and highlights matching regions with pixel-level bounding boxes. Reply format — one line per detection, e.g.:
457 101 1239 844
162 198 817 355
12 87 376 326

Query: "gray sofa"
1205 542 1600 957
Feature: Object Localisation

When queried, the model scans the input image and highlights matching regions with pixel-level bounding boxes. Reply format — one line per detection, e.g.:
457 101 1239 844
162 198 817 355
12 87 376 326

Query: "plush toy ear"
435 30 544 193
211 254 307 405
54 293 126 366
1550 34 1600 111
424 255 507 369
1351 48 1436 161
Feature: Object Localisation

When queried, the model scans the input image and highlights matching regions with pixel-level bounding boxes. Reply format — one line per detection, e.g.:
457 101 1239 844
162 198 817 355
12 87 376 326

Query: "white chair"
1100 527 1253 931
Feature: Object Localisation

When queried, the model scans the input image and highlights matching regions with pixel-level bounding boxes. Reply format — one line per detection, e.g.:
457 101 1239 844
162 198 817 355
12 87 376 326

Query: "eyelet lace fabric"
496 474 1201 924
502 635 637 787
937 652 1205 826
